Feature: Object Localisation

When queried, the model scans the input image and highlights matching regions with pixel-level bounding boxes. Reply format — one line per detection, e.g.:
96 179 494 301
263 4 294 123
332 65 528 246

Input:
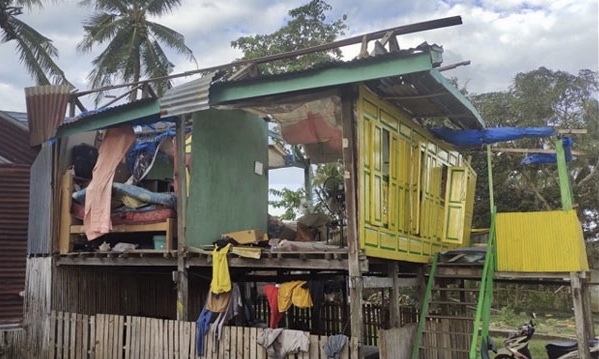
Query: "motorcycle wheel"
494 355 513 359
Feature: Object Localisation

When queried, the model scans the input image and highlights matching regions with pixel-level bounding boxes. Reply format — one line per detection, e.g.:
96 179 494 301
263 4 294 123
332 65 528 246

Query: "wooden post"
581 273 596 338
389 262 401 328
341 88 363 359
571 272 591 359
176 116 189 321
555 138 574 210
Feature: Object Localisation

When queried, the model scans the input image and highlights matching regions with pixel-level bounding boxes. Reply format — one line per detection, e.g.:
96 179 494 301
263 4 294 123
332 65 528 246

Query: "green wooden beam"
55 99 161 138
555 137 573 210
210 52 434 105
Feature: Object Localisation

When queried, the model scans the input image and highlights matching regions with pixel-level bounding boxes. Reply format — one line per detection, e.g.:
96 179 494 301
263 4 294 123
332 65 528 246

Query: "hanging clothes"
84 126 136 240
256 328 310 359
213 283 242 342
323 334 348 359
264 285 285 328
210 243 232 294
278 281 313 312
195 307 212 356
206 291 231 313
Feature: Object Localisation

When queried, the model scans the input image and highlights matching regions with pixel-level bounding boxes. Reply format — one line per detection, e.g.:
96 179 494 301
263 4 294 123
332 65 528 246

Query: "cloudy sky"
1 0 598 194
1 0 597 112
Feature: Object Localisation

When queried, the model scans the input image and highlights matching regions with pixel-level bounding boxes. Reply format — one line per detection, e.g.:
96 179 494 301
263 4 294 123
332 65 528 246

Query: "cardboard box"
222 229 263 244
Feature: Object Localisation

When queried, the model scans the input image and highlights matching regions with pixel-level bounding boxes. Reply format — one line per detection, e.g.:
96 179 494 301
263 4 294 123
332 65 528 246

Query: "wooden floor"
56 248 368 271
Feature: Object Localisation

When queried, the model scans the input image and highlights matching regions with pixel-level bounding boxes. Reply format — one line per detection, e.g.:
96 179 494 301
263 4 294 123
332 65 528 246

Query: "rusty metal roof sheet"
24 85 72 146
0 111 38 164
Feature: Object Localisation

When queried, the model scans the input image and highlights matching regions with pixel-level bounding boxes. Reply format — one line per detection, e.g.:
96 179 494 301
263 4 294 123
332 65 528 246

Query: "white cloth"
257 328 310 359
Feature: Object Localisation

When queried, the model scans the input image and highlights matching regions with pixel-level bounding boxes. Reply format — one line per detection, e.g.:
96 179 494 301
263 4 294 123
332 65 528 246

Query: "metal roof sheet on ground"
160 72 216 117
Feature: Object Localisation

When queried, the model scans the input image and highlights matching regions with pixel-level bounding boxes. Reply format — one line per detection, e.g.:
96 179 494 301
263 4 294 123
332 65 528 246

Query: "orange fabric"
84 126 136 240
206 291 231 313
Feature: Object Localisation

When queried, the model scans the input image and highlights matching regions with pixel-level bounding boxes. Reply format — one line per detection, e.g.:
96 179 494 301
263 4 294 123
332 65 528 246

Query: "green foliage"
77 0 196 104
230 0 347 75
268 187 305 220
468 67 599 245
0 0 69 85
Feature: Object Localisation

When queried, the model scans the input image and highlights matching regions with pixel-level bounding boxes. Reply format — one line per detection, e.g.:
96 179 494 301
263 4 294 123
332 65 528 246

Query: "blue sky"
1 0 597 208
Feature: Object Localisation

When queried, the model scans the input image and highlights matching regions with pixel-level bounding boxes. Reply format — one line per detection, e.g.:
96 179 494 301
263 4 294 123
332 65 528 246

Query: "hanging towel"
257 328 310 359
210 243 232 294
84 126 136 240
278 281 312 312
206 291 231 313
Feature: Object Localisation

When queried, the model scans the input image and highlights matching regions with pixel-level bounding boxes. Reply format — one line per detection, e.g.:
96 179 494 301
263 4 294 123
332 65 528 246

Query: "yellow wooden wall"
357 86 476 263
496 210 589 272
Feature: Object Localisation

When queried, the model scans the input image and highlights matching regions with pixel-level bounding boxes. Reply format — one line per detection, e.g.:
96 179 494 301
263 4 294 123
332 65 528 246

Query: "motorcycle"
481 313 599 359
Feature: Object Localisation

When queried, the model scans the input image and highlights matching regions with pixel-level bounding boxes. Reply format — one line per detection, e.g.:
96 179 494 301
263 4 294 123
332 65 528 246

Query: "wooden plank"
131 317 140 359
188 321 196 359
248 327 257 359
57 312 64 359
256 328 267 359
49 311 57 359
319 336 328 359
242 327 251 359
58 170 74 254
117 315 125 359
124 317 131 359
571 272 592 359
94 315 102 359
89 315 96 359
74 314 82 359
308 335 319 359
139 317 146 359
158 319 165 359
167 320 174 359
181 321 190 359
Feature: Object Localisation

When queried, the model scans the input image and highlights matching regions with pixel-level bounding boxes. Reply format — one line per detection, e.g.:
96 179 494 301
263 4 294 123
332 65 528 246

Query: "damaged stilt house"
6 15 593 359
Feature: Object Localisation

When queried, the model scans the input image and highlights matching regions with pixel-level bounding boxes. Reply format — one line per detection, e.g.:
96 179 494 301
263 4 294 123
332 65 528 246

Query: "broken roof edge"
209 51 436 106
55 98 165 139
428 69 485 129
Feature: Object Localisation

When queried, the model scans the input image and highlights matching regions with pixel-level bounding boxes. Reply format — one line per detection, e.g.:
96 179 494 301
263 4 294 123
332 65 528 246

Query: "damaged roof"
210 45 484 130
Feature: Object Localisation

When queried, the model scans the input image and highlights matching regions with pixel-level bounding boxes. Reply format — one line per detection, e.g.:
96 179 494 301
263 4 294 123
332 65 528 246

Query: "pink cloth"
84 126 136 240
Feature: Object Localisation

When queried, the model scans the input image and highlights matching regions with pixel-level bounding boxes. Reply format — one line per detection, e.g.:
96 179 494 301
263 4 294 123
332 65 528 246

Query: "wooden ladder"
411 255 487 359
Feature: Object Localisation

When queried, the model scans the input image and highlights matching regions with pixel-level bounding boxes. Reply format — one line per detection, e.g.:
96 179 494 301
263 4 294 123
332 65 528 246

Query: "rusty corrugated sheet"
0 112 38 164
496 210 588 272
0 165 30 326
160 72 216 117
25 85 72 146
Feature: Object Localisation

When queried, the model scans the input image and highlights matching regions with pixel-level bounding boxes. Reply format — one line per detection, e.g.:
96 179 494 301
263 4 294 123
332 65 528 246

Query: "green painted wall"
186 109 268 246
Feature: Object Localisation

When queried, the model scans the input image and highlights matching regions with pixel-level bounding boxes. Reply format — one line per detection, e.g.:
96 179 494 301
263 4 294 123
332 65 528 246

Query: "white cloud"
0 0 596 109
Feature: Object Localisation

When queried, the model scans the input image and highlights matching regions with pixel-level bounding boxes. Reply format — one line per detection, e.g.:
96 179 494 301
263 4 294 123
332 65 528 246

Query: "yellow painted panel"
398 236 409 251
363 118 372 168
364 227 379 247
400 124 411 139
444 205 463 241
380 232 397 250
363 172 371 224
496 210 589 272
410 239 423 255
380 109 398 130
363 99 379 119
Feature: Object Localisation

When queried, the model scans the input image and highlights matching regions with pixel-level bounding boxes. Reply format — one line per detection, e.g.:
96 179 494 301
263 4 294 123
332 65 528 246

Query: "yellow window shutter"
443 167 476 244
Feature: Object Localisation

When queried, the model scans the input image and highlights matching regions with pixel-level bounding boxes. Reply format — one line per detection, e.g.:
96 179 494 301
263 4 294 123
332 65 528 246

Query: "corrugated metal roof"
0 111 38 164
496 210 588 272
160 72 216 117
25 85 72 146
0 165 29 326
56 98 164 138
373 69 485 129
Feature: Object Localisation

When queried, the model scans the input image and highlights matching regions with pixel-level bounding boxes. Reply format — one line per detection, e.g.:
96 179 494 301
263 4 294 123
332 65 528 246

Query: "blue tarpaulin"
430 126 556 146
521 137 573 165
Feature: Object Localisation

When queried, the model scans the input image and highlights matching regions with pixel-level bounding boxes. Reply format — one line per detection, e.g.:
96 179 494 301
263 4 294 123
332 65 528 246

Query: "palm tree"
77 0 196 103
0 0 69 84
